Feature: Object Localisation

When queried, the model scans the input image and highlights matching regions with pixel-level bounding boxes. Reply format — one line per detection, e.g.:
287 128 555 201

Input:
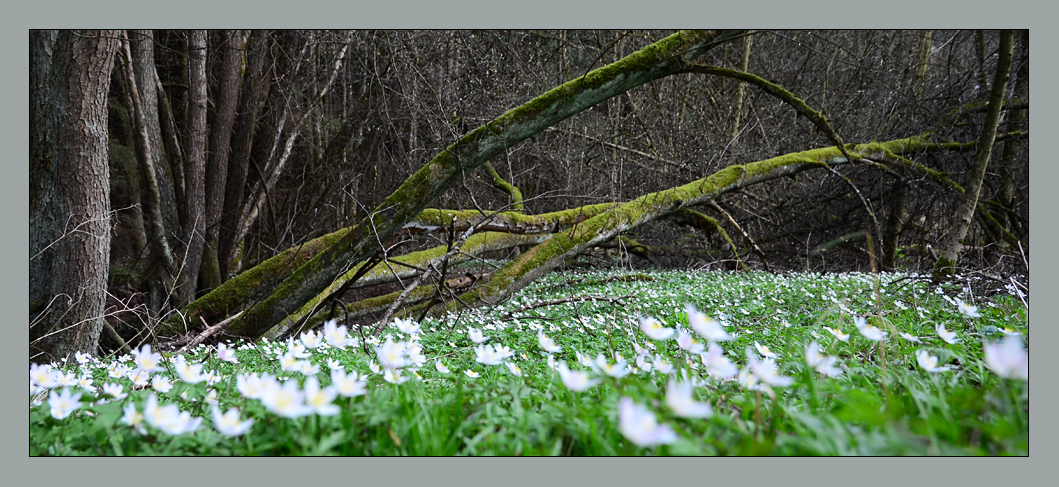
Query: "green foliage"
30 269 1028 455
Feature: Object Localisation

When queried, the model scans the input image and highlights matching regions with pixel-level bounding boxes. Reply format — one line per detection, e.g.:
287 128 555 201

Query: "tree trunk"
176 30 208 305
219 30 271 280
231 30 747 339
730 32 752 141
130 30 181 250
932 30 1015 279
119 32 178 291
155 203 618 336
997 30 1028 239
30 30 119 363
201 30 245 292
911 30 932 99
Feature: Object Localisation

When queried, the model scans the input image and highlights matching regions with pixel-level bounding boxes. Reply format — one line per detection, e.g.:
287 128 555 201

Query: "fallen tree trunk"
228 30 746 339
442 134 958 313
251 231 554 339
156 203 619 336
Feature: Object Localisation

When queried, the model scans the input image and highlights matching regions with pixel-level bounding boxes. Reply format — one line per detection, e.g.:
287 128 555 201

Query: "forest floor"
30 266 1028 455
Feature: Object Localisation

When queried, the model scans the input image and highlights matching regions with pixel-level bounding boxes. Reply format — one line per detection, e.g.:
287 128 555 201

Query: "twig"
180 312 242 353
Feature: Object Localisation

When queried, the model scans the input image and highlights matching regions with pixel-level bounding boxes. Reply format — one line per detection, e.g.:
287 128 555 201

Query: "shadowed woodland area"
30 30 1028 364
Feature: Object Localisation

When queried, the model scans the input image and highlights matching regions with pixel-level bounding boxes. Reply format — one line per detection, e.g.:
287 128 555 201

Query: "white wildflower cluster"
235 369 364 421
367 318 431 384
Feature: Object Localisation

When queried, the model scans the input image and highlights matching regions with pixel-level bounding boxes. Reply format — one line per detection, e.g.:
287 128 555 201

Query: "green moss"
441 134 949 316
158 227 351 337
223 30 749 339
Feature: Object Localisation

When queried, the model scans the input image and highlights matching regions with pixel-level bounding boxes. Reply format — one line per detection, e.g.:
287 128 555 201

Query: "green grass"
29 269 1028 455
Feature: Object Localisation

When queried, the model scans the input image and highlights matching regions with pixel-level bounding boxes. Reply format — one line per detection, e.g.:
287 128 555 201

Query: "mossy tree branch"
683 64 885 254
229 30 746 339
669 209 747 270
483 162 524 211
442 134 976 314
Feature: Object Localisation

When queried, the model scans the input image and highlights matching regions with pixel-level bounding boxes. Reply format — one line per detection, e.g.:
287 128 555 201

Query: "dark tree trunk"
201 30 245 292
998 30 1028 240
219 30 271 281
176 30 208 305
130 30 181 249
30 30 120 363
120 31 179 313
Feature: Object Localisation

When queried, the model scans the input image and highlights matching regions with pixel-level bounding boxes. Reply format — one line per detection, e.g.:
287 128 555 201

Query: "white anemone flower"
132 344 163 373
805 341 842 377
120 403 147 435
639 315 675 341
651 355 674 375
383 368 408 385
702 343 738 380
211 406 255 437
48 388 83 420
215 342 238 363
322 320 353 349
665 379 714 418
151 375 174 393
393 317 421 335
915 349 952 373
258 380 312 419
303 377 340 416
376 336 409 370
538 331 563 353
935 323 960 344
899 332 921 343
754 341 778 359
299 330 324 349
174 355 206 384
984 334 1028 380
556 362 599 392
955 298 982 318
30 363 58 389
467 328 490 344
618 397 677 447
475 344 506 366
746 349 794 387
331 369 368 397
595 354 631 378
686 304 733 342
854 316 888 342
677 331 706 355
823 326 850 342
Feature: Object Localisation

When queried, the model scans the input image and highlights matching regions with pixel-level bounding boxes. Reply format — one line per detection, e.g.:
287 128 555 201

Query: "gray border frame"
6 1 1047 485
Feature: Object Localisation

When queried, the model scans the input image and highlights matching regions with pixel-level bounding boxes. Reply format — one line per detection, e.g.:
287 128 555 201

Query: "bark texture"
176 30 209 305
201 30 245 292
30 30 120 363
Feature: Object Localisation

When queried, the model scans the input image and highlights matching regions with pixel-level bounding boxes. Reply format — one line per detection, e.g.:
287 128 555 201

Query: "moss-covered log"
253 231 553 339
230 30 746 339
156 203 621 337
155 228 350 337
445 134 958 313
